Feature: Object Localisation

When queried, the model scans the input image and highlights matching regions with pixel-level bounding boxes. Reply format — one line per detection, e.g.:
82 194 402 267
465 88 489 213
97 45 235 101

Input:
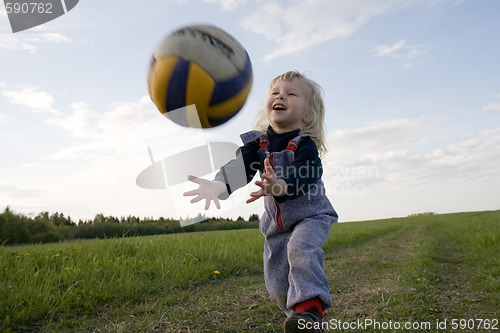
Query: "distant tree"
248 214 260 222
0 206 32 244
50 212 71 226
65 215 75 226
93 213 106 224
1 206 259 245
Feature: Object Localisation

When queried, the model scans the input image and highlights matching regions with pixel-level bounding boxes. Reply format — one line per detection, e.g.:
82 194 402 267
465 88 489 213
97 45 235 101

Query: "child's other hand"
183 176 227 210
246 158 288 204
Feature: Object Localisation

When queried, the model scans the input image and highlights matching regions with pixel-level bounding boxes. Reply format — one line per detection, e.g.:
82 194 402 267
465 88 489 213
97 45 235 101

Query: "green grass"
1 211 498 332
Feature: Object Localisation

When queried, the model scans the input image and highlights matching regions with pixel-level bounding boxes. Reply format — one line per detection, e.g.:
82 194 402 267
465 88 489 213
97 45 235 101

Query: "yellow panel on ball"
185 61 215 128
148 56 178 115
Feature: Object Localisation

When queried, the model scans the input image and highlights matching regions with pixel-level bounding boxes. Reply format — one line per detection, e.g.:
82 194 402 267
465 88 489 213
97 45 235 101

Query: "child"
184 71 338 332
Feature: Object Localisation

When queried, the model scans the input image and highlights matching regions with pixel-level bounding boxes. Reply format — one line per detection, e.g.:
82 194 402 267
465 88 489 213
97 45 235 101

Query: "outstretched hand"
246 157 288 204
183 175 227 210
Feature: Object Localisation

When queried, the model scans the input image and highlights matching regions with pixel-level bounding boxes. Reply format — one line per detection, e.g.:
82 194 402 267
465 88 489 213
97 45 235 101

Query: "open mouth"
273 103 287 111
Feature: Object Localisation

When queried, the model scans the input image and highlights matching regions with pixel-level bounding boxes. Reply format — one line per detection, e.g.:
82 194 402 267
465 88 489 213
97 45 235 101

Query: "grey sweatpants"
263 214 333 316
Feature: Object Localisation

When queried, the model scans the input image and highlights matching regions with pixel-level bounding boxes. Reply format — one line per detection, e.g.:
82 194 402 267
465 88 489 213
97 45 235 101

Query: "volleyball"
147 25 253 128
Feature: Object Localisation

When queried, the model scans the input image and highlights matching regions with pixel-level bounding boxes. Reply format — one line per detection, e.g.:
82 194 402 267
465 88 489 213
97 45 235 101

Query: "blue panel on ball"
207 106 243 127
209 52 252 106
165 58 190 112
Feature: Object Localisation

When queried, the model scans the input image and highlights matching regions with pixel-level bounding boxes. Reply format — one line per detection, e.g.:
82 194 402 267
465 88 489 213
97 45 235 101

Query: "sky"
1 0 499 223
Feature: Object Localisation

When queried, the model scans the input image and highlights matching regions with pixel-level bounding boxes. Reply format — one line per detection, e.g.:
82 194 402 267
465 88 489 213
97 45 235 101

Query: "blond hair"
253 71 327 155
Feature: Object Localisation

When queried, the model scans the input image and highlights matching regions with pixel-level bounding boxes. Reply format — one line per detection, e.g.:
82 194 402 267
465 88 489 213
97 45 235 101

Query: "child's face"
265 78 309 133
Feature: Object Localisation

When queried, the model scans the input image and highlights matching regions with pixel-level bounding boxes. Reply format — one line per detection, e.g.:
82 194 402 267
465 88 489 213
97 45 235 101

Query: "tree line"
0 207 260 245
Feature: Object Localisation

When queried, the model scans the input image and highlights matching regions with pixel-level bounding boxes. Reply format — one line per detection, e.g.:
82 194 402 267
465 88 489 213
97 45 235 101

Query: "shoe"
283 308 324 333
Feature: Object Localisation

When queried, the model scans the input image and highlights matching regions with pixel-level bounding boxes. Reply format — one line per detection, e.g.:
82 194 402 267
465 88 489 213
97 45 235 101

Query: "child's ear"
303 111 314 123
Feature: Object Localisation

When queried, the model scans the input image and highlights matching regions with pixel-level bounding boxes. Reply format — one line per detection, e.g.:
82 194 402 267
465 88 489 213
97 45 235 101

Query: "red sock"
295 297 324 318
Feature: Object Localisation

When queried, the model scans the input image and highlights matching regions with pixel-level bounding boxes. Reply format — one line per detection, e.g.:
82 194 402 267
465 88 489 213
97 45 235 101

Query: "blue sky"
1 0 499 222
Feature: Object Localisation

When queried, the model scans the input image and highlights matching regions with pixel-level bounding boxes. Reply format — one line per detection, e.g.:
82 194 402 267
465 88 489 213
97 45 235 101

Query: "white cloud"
47 96 158 160
242 0 406 61
481 102 500 112
322 118 500 220
374 40 407 57
1 85 59 114
328 118 428 157
481 94 500 112
324 119 500 193
0 31 71 52
48 101 100 139
0 184 44 199
49 97 156 139
374 39 432 68
241 3 283 40
204 0 246 11
324 118 426 195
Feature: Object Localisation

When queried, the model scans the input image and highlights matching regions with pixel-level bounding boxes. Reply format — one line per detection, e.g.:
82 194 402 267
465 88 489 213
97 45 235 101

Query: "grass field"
1 210 498 332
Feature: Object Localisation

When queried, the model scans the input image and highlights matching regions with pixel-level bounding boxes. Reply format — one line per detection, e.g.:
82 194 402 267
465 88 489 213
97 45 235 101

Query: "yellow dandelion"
213 270 221 275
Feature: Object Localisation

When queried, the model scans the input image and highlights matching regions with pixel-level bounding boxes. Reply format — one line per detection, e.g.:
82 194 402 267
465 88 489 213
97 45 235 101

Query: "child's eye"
288 93 296 96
